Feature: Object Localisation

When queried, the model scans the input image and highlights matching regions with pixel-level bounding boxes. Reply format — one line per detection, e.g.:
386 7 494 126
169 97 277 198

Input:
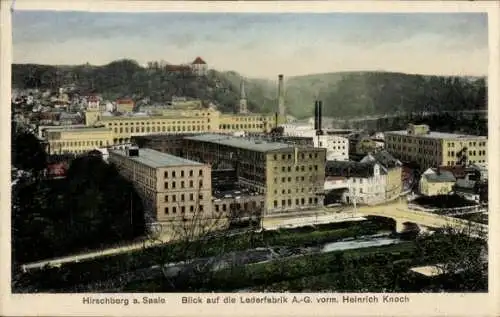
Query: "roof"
45 126 111 132
325 160 383 178
422 168 456 183
109 148 203 168
192 57 207 65
184 134 298 153
385 130 487 140
455 178 476 190
116 99 134 104
364 150 402 169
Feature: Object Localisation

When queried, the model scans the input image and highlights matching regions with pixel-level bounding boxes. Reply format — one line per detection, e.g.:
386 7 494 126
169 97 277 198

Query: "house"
325 160 386 205
115 98 135 113
191 57 208 76
419 168 456 196
361 150 403 199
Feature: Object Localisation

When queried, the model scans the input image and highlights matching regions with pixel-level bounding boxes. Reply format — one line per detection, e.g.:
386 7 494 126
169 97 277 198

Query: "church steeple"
239 79 248 114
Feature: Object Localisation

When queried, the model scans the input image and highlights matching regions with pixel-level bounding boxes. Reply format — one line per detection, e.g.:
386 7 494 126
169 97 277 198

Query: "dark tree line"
11 60 273 114
321 72 486 118
11 126 146 265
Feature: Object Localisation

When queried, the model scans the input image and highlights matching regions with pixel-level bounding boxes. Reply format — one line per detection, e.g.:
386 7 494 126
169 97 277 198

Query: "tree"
414 221 487 291
11 123 47 174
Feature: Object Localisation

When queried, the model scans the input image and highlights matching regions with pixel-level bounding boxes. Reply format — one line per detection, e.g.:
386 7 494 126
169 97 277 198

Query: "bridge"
357 201 487 239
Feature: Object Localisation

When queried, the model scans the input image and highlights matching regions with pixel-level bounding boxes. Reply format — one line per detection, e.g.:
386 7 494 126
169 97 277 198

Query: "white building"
280 124 349 161
325 160 386 205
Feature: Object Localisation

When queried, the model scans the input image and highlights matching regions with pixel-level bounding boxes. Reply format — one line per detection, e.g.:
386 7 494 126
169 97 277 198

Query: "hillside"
11 61 486 118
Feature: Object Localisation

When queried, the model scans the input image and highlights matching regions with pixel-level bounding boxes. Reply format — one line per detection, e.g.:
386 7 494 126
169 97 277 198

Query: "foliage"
11 122 47 173
13 218 393 292
11 150 146 265
12 63 486 119
413 194 477 209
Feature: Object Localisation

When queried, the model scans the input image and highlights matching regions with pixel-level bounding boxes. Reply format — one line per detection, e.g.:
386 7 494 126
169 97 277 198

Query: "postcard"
1 0 499 316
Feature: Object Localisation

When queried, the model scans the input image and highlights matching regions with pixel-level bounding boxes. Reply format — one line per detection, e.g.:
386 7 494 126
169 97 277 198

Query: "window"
189 170 193 177
172 206 177 214
181 181 185 188
281 200 286 207
282 166 285 172
164 195 168 202
288 166 291 172
199 205 204 212
199 180 203 188
181 170 184 177
287 199 292 206
164 182 168 189
172 171 176 178
173 195 177 202
189 193 194 201
164 207 169 214
199 194 204 200
190 205 194 213
199 169 203 176
181 206 185 213
314 165 318 171
215 205 220 212
296 199 299 205
274 200 278 208
189 180 194 187
164 171 168 178
172 181 176 188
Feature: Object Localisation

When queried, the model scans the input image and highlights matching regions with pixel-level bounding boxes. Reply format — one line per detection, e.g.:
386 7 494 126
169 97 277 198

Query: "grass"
15 218 395 292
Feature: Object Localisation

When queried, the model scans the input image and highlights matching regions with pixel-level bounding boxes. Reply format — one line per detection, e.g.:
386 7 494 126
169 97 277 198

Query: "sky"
12 11 488 78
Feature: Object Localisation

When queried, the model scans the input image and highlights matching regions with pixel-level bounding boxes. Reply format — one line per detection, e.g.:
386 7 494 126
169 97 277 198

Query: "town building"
418 168 456 196
44 126 113 155
115 98 135 113
325 160 387 205
191 57 208 76
108 147 218 236
360 150 403 199
385 124 488 170
181 134 326 215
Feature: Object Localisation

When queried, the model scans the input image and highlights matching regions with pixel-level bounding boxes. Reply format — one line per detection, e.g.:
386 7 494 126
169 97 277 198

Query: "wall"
419 178 455 196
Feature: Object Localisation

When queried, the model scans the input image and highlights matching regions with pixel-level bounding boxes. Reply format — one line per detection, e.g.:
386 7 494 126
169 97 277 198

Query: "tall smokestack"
314 101 319 131
275 112 279 129
278 74 285 118
318 100 323 135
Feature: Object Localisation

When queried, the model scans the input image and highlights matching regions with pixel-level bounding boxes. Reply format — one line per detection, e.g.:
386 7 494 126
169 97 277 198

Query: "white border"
1 1 499 316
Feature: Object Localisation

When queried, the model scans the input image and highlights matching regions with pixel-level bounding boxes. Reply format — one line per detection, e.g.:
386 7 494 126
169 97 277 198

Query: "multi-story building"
44 126 113 155
360 150 403 199
131 133 198 157
108 147 217 236
181 134 326 215
325 160 387 205
385 124 487 170
82 107 276 144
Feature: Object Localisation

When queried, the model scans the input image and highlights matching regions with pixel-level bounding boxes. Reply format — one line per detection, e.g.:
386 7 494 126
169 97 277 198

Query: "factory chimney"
314 100 319 131
318 100 323 135
278 74 285 118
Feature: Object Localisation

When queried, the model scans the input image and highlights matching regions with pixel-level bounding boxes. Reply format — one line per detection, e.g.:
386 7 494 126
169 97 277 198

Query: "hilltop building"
191 57 208 76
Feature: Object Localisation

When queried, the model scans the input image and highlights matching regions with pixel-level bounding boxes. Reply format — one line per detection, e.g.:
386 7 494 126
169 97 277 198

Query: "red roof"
116 99 135 104
192 57 207 65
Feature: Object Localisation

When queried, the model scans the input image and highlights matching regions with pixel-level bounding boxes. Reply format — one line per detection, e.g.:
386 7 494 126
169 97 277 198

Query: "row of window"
273 176 319 184
273 197 319 208
214 200 262 212
51 140 109 147
164 169 203 178
164 180 204 189
273 152 319 161
113 125 209 134
164 193 204 202
219 124 264 130
273 187 320 195
275 165 319 173
447 141 486 147
164 204 205 214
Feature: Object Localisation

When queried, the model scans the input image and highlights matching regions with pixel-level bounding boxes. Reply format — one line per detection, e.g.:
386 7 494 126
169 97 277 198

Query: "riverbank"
13 217 396 293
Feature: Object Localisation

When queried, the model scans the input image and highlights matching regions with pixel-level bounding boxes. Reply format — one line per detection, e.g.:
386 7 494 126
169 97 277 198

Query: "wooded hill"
12 60 486 118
